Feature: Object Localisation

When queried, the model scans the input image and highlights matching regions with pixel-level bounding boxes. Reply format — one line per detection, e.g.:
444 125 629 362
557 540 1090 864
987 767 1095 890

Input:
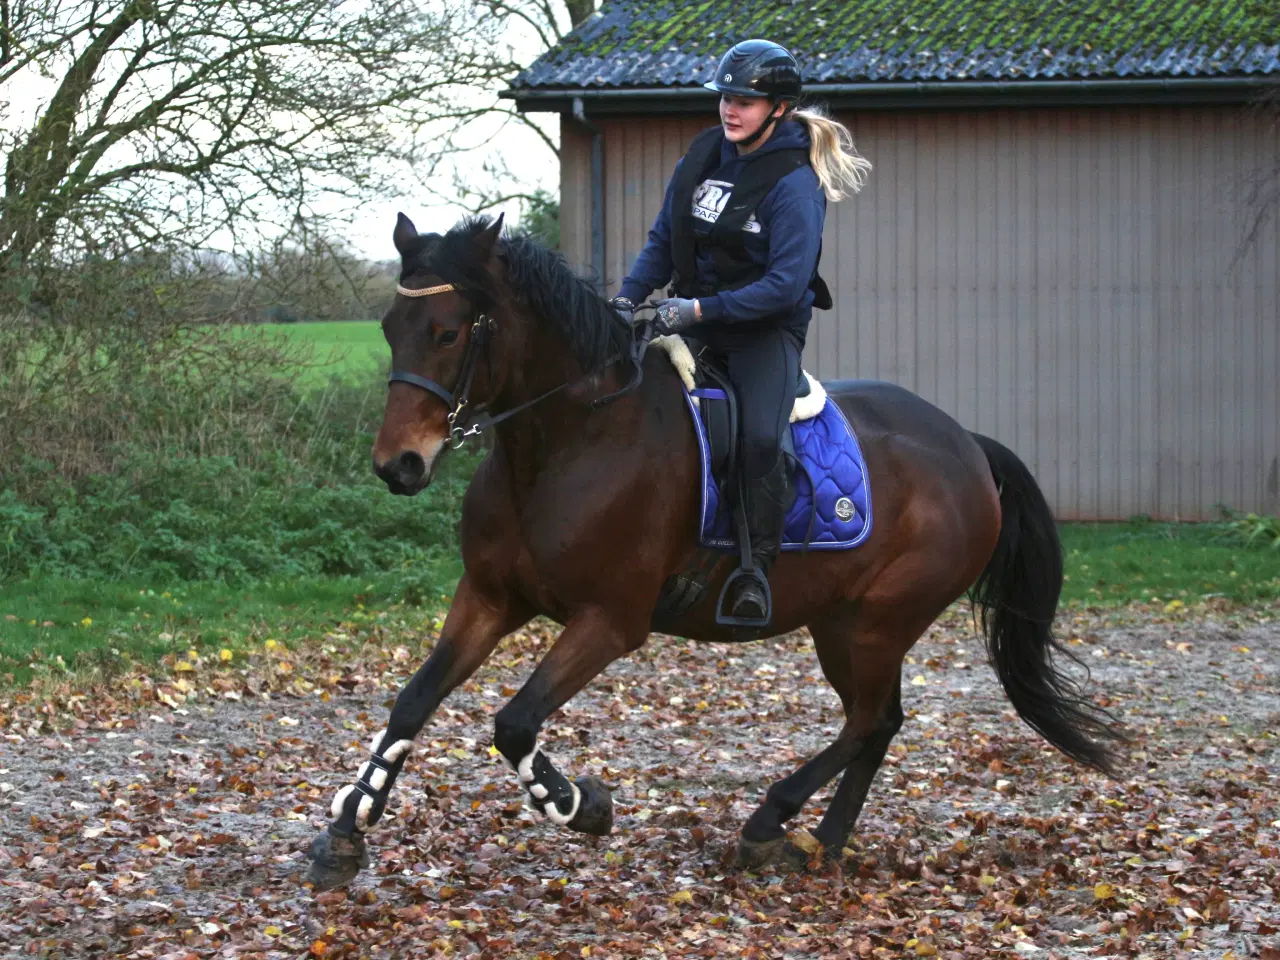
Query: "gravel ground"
1 607 1277 959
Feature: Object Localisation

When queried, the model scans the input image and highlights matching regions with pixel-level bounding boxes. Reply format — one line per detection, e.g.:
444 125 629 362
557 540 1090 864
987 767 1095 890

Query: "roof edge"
501 75 1279 113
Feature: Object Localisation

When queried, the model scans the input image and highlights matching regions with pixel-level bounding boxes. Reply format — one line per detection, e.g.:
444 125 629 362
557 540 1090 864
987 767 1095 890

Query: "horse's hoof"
778 839 820 870
735 834 785 870
568 775 613 836
737 833 823 870
305 829 369 891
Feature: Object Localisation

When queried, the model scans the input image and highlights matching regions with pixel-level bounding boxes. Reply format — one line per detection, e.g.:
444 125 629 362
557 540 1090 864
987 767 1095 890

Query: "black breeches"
697 327 802 481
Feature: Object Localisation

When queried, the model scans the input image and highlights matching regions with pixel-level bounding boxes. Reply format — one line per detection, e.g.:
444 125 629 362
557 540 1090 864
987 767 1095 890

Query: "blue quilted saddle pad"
684 389 873 552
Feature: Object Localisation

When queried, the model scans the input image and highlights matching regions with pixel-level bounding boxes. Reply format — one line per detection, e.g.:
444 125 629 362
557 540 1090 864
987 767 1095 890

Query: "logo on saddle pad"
834 497 856 522
692 179 762 233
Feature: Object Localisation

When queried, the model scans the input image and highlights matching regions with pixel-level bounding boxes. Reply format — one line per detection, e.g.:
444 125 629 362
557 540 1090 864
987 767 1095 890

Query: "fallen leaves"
0 607 1276 958
790 829 822 855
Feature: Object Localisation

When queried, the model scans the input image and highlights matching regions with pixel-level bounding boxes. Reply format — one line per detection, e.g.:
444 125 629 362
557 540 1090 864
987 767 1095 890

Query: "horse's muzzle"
374 449 432 496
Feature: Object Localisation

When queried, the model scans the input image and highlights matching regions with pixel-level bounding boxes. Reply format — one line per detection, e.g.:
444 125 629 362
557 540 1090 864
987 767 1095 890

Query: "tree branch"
480 0 554 50
1 0 574 264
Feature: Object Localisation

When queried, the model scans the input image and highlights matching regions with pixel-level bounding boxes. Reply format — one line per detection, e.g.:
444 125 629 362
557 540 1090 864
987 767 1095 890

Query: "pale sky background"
350 103 560 261
0 2 563 261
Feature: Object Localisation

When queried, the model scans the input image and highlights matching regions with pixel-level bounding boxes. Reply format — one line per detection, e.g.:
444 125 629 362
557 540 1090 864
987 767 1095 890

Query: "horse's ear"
476 212 505 258
393 213 418 257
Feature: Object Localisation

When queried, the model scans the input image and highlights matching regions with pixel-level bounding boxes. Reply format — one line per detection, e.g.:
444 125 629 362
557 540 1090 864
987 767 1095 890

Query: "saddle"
650 335 872 636
654 334 826 489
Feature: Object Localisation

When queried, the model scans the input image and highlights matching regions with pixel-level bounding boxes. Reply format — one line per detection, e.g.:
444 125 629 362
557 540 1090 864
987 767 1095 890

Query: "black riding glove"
606 296 637 326
653 297 700 336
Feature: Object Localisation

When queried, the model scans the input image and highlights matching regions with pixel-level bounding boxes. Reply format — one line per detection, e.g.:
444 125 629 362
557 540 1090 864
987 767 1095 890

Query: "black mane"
404 215 632 372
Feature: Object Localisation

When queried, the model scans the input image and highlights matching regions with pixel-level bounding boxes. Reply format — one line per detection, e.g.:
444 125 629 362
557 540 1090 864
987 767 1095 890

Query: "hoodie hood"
717 118 811 166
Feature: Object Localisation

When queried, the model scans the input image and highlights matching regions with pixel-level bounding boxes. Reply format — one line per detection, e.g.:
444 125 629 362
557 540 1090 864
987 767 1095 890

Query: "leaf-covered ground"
1 606 1277 959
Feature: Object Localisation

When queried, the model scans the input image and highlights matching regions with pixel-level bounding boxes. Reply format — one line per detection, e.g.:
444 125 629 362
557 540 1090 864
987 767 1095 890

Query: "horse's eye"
438 330 458 347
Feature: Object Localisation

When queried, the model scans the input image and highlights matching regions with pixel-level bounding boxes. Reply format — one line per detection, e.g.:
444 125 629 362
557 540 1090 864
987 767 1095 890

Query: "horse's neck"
500 318 587 410
493 342 680 493
490 323 604 480
494 320 682 488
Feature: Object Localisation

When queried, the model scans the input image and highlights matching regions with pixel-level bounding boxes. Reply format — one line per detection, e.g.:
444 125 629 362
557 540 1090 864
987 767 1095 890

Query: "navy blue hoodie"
618 119 826 345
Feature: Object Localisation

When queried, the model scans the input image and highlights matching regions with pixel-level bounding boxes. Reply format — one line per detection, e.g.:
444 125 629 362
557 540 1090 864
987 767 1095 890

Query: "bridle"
387 281 654 449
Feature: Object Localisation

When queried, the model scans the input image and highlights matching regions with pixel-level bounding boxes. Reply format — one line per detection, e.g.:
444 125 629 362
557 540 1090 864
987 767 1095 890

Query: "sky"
348 106 560 261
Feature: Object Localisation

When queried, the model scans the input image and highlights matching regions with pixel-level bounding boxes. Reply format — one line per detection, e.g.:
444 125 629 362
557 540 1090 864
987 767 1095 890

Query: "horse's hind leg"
737 608 921 869
810 670 902 853
809 609 944 854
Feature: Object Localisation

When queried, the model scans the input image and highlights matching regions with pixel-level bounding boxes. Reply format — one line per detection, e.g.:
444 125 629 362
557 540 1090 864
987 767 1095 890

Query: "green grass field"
1058 520 1280 607
1 564 460 686
259 320 387 386
4 518 1277 686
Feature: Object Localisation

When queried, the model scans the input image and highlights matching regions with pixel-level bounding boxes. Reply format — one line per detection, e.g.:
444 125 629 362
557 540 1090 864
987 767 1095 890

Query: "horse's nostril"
396 451 426 483
373 450 429 494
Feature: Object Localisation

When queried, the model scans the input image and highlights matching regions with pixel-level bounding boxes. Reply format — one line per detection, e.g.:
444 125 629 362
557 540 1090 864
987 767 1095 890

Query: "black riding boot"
729 455 793 623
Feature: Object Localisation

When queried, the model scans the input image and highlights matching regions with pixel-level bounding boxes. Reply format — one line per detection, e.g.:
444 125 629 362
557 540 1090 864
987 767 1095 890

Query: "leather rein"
388 282 653 449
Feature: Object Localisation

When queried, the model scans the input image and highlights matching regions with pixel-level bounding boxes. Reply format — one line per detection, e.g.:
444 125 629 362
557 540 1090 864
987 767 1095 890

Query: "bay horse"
306 212 1122 890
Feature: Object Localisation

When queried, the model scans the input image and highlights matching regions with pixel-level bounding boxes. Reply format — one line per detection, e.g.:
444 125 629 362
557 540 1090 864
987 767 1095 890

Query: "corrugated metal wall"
559 106 1280 519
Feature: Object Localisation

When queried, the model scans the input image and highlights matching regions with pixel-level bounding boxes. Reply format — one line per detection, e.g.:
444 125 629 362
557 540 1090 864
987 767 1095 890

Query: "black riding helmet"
704 39 802 99
703 40 802 148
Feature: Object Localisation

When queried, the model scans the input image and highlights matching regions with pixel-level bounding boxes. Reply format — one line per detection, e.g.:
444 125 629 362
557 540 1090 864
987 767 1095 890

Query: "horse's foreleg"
492 606 645 837
306 575 532 890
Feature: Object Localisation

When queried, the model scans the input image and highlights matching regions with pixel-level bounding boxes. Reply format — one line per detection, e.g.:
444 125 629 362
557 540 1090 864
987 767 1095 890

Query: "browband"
396 282 456 298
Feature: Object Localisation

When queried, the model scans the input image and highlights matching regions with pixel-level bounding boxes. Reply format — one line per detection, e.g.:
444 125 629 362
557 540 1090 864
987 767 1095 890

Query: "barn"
502 0 1280 520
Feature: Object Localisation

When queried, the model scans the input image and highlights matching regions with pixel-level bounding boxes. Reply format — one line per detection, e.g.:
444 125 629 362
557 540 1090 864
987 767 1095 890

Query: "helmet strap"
735 98 783 149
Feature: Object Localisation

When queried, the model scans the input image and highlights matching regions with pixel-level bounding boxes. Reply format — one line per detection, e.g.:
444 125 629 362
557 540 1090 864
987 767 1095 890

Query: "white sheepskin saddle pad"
650 334 826 422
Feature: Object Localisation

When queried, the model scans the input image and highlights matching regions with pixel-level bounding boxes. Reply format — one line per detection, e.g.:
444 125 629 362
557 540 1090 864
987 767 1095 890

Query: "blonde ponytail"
792 104 872 202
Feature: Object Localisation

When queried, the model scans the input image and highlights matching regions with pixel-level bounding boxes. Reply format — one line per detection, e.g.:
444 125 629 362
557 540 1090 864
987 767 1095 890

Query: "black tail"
969 432 1125 775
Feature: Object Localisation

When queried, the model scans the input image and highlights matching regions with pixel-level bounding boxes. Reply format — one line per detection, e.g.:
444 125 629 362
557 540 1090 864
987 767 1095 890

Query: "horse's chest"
509 488 640 616
469 439 678 620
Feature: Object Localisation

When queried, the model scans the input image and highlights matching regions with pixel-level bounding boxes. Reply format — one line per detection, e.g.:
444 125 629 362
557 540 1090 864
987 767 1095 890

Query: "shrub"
1222 511 1280 549
0 445 480 583
0 249 479 588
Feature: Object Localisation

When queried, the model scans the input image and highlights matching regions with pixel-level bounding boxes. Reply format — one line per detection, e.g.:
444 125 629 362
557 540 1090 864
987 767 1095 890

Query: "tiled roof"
511 0 1280 89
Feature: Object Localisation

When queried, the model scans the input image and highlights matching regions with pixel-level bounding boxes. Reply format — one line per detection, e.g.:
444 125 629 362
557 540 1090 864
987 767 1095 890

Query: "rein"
388 283 653 449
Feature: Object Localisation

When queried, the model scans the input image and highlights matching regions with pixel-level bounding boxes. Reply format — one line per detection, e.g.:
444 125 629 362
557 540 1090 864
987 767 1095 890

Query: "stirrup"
715 566 772 628
716 478 777 629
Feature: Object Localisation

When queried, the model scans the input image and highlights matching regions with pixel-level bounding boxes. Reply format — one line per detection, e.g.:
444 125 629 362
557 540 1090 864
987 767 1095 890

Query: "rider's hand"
606 296 637 326
653 297 700 335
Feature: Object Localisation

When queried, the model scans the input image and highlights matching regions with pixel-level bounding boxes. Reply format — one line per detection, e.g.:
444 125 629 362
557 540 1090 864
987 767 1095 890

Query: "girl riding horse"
610 39 872 627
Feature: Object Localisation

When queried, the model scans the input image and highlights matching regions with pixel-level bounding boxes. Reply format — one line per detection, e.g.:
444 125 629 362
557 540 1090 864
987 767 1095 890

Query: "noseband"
388 281 654 449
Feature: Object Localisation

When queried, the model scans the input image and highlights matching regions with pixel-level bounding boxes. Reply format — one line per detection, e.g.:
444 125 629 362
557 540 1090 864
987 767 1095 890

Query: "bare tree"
233 223 396 324
1239 81 1280 258
0 0 532 266
420 0 599 218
